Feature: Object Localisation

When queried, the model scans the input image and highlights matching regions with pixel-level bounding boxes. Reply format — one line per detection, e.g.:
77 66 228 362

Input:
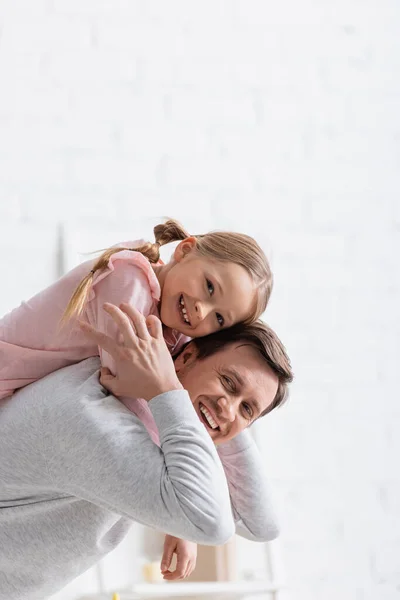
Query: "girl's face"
159 239 256 337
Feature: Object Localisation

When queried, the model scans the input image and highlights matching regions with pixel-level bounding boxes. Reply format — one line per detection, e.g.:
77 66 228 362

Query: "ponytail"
154 219 190 246
60 218 190 325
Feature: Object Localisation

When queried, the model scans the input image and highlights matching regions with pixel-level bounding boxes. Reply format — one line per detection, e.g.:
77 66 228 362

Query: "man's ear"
173 237 197 262
174 343 198 373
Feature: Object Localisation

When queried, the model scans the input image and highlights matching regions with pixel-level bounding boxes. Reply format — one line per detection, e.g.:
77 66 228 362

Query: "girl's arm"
217 430 280 542
84 251 159 376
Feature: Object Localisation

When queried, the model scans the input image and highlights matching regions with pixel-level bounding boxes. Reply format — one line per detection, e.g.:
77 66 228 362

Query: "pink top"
0 242 189 445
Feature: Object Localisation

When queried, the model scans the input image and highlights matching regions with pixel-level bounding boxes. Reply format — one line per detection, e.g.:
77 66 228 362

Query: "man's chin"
206 427 221 445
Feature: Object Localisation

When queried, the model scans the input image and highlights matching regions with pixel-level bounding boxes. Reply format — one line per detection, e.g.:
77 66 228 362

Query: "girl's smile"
178 294 191 326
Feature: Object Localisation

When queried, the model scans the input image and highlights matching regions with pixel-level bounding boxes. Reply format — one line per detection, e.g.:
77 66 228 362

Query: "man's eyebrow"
226 367 244 386
225 367 262 416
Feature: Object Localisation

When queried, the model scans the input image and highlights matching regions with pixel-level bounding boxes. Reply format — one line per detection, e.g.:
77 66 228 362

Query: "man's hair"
188 321 293 418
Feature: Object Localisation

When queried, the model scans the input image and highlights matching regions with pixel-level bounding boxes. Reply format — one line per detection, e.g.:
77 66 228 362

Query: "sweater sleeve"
42 359 235 546
83 251 160 375
217 429 280 542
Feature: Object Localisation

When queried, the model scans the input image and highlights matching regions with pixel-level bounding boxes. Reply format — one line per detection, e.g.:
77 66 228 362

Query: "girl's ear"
173 237 197 262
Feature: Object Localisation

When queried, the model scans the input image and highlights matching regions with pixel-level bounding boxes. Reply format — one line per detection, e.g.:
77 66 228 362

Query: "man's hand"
79 302 183 401
161 535 197 581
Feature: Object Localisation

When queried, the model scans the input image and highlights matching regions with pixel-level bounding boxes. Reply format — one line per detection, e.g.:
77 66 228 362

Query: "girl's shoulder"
88 242 162 303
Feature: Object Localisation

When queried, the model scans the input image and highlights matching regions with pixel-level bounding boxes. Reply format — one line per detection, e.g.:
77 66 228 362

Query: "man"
0 304 293 600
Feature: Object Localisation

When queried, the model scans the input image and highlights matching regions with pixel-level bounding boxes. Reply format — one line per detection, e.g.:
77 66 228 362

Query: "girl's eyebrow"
212 275 223 295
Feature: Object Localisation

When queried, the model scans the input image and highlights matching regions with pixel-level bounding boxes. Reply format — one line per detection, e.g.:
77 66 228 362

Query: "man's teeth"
200 404 218 429
179 296 190 324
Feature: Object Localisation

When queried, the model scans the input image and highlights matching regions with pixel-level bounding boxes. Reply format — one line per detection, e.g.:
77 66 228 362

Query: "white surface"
82 580 283 598
0 1 399 599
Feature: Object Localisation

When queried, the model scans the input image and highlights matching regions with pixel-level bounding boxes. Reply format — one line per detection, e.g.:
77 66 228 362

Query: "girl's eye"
206 279 214 295
216 313 224 327
242 403 253 418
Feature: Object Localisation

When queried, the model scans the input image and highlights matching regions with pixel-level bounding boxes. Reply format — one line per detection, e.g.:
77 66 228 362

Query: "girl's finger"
173 553 187 579
103 303 138 346
120 303 150 340
184 560 194 579
160 557 170 573
182 562 189 579
161 545 174 573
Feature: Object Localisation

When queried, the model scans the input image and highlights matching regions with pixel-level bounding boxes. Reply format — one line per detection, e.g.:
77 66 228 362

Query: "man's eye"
216 313 224 327
242 403 253 418
222 375 235 392
206 279 214 295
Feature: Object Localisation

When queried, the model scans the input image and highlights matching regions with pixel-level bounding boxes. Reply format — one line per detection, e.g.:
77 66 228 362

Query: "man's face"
174 342 279 445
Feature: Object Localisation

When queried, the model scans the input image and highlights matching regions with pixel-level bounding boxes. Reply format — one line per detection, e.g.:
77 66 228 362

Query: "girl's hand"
161 535 197 581
79 302 183 401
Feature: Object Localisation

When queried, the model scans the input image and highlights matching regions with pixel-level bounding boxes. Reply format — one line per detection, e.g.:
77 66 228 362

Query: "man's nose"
217 396 235 423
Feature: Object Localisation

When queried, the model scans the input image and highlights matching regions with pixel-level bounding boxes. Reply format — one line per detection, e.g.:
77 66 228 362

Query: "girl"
0 219 273 414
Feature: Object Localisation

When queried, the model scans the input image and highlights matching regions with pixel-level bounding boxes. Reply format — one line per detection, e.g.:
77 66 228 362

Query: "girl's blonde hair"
61 218 273 325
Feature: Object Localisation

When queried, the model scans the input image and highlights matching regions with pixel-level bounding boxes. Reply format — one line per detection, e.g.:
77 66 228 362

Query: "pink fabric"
0 241 189 445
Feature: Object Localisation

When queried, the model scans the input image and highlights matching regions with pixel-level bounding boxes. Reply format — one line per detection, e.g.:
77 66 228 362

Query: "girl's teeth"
179 295 190 325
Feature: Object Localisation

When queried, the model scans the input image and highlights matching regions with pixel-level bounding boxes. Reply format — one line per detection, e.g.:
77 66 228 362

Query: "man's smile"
199 402 219 430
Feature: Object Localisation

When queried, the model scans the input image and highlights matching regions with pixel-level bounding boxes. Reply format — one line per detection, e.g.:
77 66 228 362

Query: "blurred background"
0 1 399 599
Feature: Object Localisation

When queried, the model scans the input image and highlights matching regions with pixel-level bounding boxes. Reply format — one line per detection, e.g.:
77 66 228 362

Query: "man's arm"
39 358 234 546
79 303 279 543
217 429 280 542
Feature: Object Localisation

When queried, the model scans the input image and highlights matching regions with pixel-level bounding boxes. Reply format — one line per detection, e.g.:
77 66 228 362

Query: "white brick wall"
0 1 399 599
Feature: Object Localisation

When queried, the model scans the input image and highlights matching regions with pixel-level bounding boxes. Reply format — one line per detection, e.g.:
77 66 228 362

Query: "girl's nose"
194 301 211 323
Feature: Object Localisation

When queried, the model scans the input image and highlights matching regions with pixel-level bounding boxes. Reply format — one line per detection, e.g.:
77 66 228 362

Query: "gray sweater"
0 358 279 600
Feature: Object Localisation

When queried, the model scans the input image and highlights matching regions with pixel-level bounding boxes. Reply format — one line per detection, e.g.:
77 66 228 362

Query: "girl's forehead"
196 255 249 276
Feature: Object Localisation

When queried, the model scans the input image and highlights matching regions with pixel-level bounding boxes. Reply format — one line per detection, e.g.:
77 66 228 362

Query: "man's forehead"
218 342 263 365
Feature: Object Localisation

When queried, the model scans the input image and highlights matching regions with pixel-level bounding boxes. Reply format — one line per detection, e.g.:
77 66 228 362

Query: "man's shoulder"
13 357 122 427
22 357 103 407
16 358 143 450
